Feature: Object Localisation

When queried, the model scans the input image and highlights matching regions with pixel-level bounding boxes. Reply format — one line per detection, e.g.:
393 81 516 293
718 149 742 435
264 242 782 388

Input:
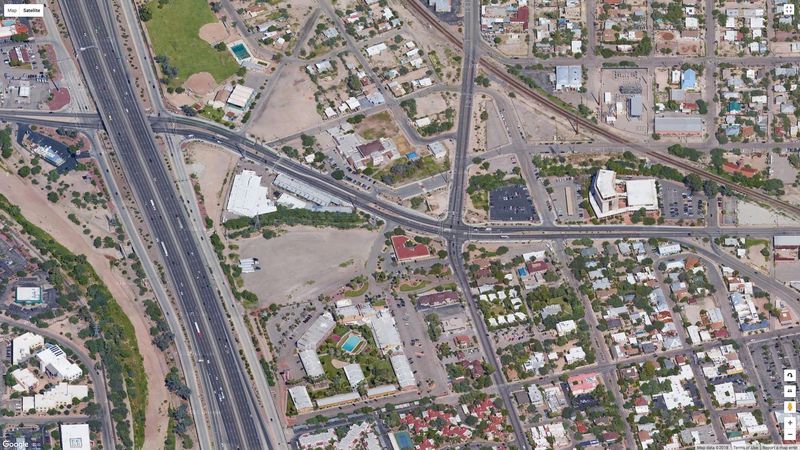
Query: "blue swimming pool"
230 43 250 61
394 431 413 449
341 335 363 353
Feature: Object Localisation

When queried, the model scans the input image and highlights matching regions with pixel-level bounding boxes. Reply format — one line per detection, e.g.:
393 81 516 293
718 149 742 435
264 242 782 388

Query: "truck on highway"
194 321 201 336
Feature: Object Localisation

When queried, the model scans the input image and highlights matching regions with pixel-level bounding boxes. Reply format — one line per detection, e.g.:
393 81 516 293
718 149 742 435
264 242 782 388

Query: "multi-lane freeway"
59 0 276 448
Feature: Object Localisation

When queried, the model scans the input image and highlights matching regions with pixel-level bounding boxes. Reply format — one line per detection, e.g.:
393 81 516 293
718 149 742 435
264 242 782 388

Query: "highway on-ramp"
59 1 276 448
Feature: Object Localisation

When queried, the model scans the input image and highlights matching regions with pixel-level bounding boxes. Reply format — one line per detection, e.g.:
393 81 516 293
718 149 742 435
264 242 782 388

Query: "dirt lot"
184 141 237 226
237 226 381 305
354 110 413 154
249 64 321 141
510 88 596 143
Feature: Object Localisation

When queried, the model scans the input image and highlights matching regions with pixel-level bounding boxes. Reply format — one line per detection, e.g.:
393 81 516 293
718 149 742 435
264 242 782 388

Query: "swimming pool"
230 43 250 61
393 431 413 449
341 335 364 353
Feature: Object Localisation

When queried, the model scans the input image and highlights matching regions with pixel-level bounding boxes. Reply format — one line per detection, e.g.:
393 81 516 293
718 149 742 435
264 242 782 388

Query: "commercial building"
273 173 351 208
60 423 91 450
554 66 582 91
15 286 42 305
427 141 447 159
589 169 658 219
226 84 255 111
226 170 277 218
566 372 600 395
774 235 800 260
416 291 459 309
37 344 83 381
22 382 88 413
654 116 704 136
288 385 314 413
390 235 431 262
12 332 44 364
11 368 38 392
658 243 682 257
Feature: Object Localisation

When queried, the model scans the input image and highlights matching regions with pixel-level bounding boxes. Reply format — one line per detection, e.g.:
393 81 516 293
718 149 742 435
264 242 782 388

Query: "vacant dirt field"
185 141 237 225
238 226 381 305
354 110 413 154
249 64 320 141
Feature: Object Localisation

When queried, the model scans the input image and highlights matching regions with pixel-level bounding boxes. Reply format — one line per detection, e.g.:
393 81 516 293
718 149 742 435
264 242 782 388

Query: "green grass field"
145 0 239 85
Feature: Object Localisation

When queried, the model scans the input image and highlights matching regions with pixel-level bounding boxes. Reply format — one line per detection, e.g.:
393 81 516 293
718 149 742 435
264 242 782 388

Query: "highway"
59 0 274 448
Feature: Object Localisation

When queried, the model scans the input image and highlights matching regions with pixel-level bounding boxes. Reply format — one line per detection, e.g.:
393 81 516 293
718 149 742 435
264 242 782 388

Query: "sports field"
144 0 238 85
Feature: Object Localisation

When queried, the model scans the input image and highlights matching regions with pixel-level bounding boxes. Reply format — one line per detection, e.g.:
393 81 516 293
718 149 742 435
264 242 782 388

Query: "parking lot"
660 181 707 221
547 177 586 223
748 334 800 405
489 185 537 222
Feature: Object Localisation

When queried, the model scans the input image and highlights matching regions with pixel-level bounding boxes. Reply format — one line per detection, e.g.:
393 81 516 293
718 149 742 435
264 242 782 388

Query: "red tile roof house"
417 291 459 309
391 235 432 262
567 372 601 395
722 161 759 178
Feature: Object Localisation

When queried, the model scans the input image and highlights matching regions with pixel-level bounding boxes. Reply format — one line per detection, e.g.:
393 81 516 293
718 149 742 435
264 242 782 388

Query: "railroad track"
403 0 800 218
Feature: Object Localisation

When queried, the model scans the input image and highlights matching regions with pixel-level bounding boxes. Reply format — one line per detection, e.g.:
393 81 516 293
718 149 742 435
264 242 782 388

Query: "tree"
138 5 152 21
331 169 345 180
696 99 708 114
684 173 703 192
703 180 719 198
17 166 30 177
47 192 59 203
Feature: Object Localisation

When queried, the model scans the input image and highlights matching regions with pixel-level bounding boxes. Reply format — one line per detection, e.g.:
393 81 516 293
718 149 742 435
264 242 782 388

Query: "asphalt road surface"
59 1 271 448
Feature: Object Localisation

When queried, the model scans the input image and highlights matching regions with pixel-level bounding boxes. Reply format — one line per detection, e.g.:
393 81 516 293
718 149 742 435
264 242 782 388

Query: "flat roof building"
60 423 91 450
655 116 704 135
23 382 88 413
555 66 582 91
288 385 313 413
775 236 800 249
343 363 366 388
15 286 42 305
369 311 403 355
390 354 417 390
226 84 255 111
367 384 397 398
299 349 324 379
226 170 277 218
589 169 658 219
37 344 83 381
315 391 360 409
11 368 38 391
297 312 335 351
12 332 44 364
274 173 350 207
